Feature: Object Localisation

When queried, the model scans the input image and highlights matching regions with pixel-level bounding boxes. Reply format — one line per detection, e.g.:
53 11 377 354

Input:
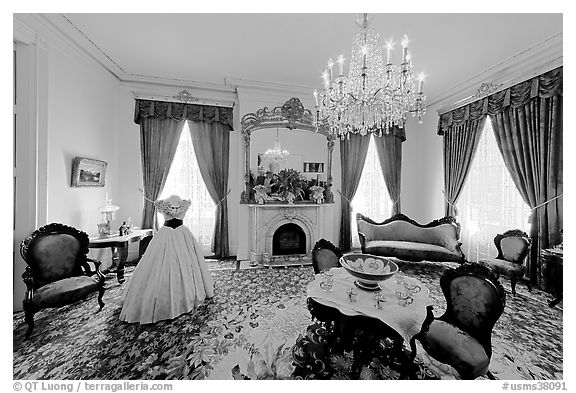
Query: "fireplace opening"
272 223 306 255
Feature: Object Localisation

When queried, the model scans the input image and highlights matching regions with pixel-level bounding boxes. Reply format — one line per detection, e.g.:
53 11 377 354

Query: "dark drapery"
339 134 370 251
374 127 406 215
489 69 563 286
443 114 487 216
139 118 185 230
134 99 234 130
438 67 563 287
188 121 231 258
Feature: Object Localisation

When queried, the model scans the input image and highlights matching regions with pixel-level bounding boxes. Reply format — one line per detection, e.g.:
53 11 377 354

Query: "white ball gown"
119 195 214 324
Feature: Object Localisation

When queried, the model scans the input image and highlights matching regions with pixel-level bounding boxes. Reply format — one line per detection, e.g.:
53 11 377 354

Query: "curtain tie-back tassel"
532 194 563 211
442 190 458 216
215 189 231 207
336 189 353 206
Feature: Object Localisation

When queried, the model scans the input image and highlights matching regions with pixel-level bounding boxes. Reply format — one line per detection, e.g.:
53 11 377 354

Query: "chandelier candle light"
313 13 426 139
263 128 290 164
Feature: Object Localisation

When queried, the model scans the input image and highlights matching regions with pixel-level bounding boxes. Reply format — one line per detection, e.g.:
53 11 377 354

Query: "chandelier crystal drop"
313 13 427 139
263 128 289 163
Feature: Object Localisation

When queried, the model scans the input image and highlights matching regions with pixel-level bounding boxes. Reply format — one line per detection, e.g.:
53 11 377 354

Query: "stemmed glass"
373 292 386 309
320 269 334 292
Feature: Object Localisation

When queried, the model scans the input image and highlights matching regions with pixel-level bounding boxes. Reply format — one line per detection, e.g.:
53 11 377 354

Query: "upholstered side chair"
478 229 532 295
19 223 106 339
409 263 506 379
311 239 343 274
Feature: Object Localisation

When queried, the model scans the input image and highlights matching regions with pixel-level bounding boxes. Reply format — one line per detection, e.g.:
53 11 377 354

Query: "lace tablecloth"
307 267 430 342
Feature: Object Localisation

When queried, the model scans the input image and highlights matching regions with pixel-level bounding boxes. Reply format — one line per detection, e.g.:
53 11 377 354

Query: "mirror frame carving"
240 97 335 204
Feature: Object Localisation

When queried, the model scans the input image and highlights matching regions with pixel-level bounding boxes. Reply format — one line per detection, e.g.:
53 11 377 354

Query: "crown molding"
225 77 313 97
431 32 562 115
36 14 237 96
13 16 40 44
39 14 126 80
121 79 237 104
121 73 235 94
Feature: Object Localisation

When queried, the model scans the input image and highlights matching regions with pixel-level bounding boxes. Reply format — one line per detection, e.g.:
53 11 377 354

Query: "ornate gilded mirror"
240 97 335 204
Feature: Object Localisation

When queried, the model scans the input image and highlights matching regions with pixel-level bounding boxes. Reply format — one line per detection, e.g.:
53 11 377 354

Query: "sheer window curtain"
139 118 184 230
158 123 216 255
457 118 532 262
351 135 393 249
188 121 230 258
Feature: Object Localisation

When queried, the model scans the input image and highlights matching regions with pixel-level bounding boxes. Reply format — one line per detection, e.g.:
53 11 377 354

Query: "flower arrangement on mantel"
309 185 325 204
277 169 306 204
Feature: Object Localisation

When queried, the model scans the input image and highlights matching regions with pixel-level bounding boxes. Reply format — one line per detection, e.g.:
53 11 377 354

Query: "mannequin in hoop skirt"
119 195 214 324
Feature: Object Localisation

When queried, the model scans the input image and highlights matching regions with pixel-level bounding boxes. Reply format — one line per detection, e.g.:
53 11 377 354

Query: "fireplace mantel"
248 203 330 266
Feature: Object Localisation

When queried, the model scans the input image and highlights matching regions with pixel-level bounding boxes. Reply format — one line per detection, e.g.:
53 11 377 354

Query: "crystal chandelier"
263 128 289 163
313 13 427 139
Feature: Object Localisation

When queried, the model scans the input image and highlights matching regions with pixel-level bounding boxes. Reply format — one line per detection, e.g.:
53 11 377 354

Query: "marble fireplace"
249 203 329 267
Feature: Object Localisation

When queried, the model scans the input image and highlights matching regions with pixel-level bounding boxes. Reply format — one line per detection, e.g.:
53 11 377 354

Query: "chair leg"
486 370 496 380
23 302 35 340
97 284 105 310
510 275 517 296
522 277 532 292
408 335 419 362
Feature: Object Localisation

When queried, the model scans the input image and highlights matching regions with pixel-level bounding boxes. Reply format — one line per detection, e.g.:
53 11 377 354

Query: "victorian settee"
356 213 465 263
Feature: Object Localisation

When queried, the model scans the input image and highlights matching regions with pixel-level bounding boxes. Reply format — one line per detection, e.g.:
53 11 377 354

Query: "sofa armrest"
21 266 35 304
356 213 375 243
86 257 106 284
358 231 367 253
455 240 466 262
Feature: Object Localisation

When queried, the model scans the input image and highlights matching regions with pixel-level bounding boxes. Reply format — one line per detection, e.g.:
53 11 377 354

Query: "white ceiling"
61 13 562 105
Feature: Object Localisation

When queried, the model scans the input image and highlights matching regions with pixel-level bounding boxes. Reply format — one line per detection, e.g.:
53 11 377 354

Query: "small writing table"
541 248 563 307
89 229 153 283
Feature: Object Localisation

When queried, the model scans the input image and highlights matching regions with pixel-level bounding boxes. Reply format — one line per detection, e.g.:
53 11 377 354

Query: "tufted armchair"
19 223 106 339
478 230 532 295
409 263 505 379
311 239 343 274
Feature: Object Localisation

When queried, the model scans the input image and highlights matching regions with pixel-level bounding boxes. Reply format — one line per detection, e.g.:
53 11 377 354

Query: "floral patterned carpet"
13 261 563 380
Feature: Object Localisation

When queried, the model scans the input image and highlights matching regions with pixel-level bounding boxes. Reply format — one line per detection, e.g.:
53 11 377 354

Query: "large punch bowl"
340 253 398 291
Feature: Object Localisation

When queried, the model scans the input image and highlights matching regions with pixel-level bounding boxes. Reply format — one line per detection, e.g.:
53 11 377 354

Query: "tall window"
457 118 531 261
351 136 393 248
159 122 216 255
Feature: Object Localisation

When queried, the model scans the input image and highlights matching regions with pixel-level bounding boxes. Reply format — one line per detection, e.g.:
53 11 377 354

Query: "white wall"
13 15 123 311
401 112 445 223
46 47 121 235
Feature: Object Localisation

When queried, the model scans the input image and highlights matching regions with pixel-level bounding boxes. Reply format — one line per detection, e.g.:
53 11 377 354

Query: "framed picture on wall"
303 162 324 173
71 157 107 187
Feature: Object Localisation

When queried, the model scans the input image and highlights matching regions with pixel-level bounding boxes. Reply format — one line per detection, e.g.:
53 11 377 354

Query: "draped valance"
134 99 234 130
437 67 562 135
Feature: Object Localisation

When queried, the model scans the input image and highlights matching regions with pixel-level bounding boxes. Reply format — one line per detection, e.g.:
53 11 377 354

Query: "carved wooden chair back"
494 229 531 264
20 223 91 288
439 263 506 356
312 239 343 274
